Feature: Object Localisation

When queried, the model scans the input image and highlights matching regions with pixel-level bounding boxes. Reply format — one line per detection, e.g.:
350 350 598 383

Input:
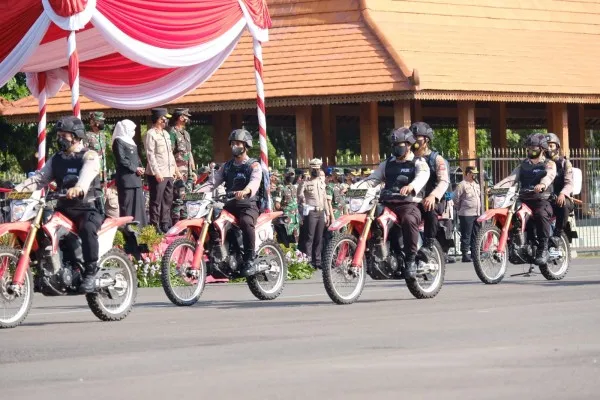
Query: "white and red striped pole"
253 37 270 211
37 72 47 170
67 31 80 118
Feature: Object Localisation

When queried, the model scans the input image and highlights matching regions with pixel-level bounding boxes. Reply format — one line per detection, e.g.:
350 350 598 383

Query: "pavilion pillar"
312 106 324 160
393 100 412 128
320 105 336 165
296 106 313 167
213 111 232 163
411 100 423 123
458 102 476 167
547 103 569 155
360 101 380 164
568 104 585 151
490 102 508 149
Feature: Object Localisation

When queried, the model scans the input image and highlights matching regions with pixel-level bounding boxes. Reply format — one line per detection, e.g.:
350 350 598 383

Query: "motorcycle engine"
367 244 400 280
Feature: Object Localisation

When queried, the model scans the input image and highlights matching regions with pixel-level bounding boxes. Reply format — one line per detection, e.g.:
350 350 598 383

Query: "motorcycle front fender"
477 208 508 225
328 214 367 233
166 219 205 237
0 221 32 247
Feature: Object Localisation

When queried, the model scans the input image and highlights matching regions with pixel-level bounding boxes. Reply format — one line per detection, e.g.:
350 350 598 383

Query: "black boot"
535 238 549 266
461 253 472 263
550 234 561 249
240 250 258 277
80 262 99 293
404 254 417 279
419 238 435 261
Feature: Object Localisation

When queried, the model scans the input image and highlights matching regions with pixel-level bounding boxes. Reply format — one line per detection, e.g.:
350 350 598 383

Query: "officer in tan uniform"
453 166 481 262
297 158 331 269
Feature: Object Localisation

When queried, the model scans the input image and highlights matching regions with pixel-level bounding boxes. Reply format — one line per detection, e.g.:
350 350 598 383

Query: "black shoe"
404 255 417 279
461 254 472 263
419 239 435 261
535 239 549 266
240 250 257 277
550 235 561 249
446 256 456 264
79 263 98 293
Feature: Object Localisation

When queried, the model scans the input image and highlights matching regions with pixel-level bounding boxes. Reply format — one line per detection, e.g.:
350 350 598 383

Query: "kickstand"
511 265 536 277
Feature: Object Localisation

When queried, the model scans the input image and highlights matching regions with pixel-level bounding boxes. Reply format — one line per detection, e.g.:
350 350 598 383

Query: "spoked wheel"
473 225 507 284
87 249 137 321
0 247 33 329
322 234 366 305
247 239 287 300
407 240 445 299
540 233 570 280
161 238 207 306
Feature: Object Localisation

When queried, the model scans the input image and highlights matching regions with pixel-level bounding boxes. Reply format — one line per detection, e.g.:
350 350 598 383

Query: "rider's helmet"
390 127 416 145
525 133 549 150
546 133 561 148
55 116 86 140
309 158 323 169
409 121 434 141
545 133 561 160
228 129 253 148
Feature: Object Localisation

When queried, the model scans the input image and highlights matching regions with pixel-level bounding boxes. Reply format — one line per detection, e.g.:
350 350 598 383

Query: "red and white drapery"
0 0 272 205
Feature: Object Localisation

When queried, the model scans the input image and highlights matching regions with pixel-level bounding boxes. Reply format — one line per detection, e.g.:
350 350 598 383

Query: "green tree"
0 73 30 101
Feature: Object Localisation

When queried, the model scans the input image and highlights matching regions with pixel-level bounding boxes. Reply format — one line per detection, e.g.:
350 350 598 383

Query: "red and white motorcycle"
0 189 138 328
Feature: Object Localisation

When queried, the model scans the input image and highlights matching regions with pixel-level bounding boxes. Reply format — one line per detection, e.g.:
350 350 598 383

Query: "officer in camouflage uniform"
326 168 346 220
274 168 300 244
170 108 195 180
85 111 109 187
171 171 201 224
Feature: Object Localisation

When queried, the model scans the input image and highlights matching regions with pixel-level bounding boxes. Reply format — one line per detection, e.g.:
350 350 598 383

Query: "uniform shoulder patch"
83 150 98 161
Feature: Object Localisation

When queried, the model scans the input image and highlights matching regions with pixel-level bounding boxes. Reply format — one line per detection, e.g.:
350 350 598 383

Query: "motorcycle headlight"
349 198 364 213
10 201 27 222
186 201 202 218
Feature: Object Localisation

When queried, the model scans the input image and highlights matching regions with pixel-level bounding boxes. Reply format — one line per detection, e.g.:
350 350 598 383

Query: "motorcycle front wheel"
160 238 207 306
407 240 446 299
322 234 366 305
473 225 507 284
0 246 33 329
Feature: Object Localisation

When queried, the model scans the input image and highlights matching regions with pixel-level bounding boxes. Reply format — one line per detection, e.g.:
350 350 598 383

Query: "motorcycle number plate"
7 191 33 200
346 189 368 198
184 192 206 202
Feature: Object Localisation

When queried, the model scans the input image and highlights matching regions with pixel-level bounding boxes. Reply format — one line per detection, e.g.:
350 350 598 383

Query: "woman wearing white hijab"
112 119 147 226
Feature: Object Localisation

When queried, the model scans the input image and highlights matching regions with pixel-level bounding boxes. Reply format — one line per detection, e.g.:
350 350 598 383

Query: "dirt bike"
161 191 287 306
322 178 446 305
0 188 138 328
473 183 578 284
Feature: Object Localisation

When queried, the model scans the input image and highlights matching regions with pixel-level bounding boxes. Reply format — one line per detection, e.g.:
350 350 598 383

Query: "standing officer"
274 168 300 244
545 133 575 248
495 133 556 265
297 158 331 269
170 108 195 181
410 122 450 259
453 166 482 262
327 168 346 220
86 111 108 187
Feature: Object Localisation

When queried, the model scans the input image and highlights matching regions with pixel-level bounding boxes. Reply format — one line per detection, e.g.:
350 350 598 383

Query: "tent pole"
37 72 47 170
67 31 80 118
252 37 270 211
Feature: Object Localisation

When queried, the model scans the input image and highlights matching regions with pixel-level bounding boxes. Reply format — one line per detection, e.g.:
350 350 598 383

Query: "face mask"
527 150 540 159
547 149 559 160
310 169 319 178
231 145 245 157
285 176 294 184
393 145 409 158
57 137 73 152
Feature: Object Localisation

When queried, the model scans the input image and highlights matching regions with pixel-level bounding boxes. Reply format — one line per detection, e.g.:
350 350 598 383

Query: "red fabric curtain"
74 53 176 85
0 1 43 60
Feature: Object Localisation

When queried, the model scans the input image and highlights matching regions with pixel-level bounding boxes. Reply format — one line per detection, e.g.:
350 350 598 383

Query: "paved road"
1 259 599 400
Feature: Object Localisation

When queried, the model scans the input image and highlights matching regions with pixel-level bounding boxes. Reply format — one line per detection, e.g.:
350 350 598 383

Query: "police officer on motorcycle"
410 122 450 260
495 133 557 265
200 129 263 276
545 133 575 248
15 116 103 293
367 128 431 278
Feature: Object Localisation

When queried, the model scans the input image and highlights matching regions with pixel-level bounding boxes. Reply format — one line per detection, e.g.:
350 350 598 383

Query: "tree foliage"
0 73 30 101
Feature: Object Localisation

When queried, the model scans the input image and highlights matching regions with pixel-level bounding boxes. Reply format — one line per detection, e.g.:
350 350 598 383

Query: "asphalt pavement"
1 259 599 400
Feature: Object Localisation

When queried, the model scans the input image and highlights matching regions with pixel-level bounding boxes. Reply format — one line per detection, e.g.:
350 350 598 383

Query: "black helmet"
228 129 253 148
525 133 549 150
390 127 416 145
409 121 434 141
55 116 86 139
545 133 561 148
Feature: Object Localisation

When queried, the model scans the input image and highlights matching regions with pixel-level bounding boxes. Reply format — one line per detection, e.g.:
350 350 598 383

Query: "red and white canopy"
0 0 271 109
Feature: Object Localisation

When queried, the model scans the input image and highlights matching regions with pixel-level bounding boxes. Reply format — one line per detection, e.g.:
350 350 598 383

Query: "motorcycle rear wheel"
406 240 445 299
322 234 366 305
87 248 137 321
161 238 207 306
0 246 33 329
247 239 287 300
540 233 570 281
473 225 507 284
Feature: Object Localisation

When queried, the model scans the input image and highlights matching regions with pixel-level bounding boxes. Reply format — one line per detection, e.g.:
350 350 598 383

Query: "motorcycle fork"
497 204 517 254
191 205 213 270
352 204 376 268
12 205 44 286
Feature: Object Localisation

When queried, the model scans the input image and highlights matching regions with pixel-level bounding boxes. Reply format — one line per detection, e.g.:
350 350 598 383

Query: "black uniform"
51 150 104 265
382 158 423 257
519 160 554 240
222 159 261 261
420 151 447 245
